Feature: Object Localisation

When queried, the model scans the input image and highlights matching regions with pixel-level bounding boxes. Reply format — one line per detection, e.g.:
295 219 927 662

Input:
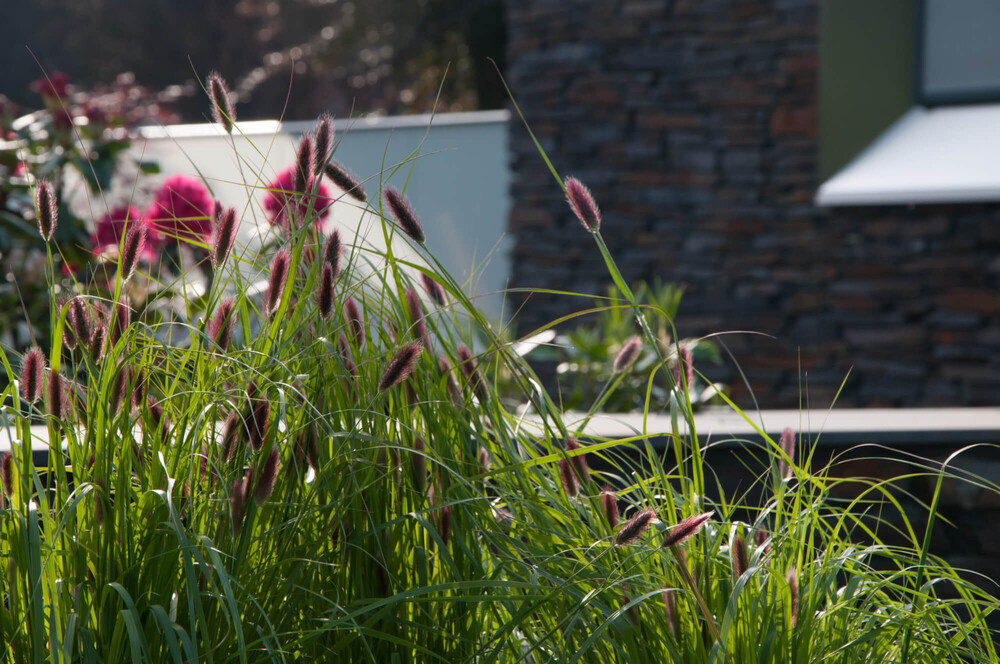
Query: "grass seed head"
601 486 619 529
47 369 64 418
266 249 291 316
312 114 334 175
564 177 601 232
20 347 45 404
121 223 146 281
731 531 749 578
378 342 423 392
0 452 12 501
294 134 313 195
207 71 235 133
662 511 713 548
558 458 579 498
613 336 641 373
317 264 335 319
212 205 238 268
323 161 366 202
253 448 280 504
420 273 447 307
383 187 426 244
344 297 365 347
615 508 656 546
36 180 57 241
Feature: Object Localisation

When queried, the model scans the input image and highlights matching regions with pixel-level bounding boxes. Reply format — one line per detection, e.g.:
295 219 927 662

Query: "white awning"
816 104 1000 206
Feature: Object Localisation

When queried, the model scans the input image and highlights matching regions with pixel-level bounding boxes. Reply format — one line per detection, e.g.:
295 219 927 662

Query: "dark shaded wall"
506 0 1000 408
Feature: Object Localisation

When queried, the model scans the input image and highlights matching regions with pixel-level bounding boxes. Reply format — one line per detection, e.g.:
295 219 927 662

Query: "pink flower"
146 175 214 244
30 72 70 100
262 166 333 230
90 206 156 260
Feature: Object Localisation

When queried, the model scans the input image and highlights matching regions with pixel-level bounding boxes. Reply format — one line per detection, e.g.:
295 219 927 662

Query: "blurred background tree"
0 0 507 122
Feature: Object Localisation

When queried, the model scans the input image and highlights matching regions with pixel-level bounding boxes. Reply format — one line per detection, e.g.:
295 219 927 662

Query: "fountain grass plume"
378 342 423 392
662 511 713 548
207 72 235 134
0 451 12 501
47 369 64 418
313 114 333 175
601 487 619 529
36 180 57 241
322 229 342 280
383 187 426 244
779 427 795 480
323 161 367 202
730 531 749 578
344 297 365 347
121 223 145 280
558 458 579 498
266 249 291 316
20 346 45 404
564 177 601 232
613 335 641 373
565 437 589 482
294 134 313 195
317 264 335 319
212 205 238 268
614 508 656 546
253 448 280 504
420 273 447 307
405 287 429 348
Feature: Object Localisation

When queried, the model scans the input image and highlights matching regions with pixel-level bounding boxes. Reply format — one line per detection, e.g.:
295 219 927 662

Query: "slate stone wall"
506 0 1000 407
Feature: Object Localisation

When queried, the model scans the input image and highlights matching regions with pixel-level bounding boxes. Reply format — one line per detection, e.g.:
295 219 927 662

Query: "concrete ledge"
5 409 1000 463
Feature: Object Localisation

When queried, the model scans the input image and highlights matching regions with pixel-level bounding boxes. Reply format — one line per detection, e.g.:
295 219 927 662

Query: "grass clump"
0 73 997 663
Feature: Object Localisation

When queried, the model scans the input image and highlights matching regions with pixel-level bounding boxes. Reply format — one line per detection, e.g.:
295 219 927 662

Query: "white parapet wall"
126 110 512 318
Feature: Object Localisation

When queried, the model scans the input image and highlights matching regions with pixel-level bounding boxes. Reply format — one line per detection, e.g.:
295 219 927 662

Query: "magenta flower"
262 166 334 230
91 206 155 259
30 72 70 100
146 175 214 244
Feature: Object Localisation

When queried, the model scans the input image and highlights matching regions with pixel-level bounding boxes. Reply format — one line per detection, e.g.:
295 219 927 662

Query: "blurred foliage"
529 280 725 412
1 0 507 122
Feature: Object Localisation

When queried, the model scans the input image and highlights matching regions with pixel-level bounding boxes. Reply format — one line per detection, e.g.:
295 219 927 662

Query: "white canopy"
816 103 1000 206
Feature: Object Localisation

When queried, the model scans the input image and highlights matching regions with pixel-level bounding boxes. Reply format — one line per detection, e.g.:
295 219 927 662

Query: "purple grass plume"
564 177 601 232
266 249 290 316
378 342 423 392
131 366 146 410
294 424 319 474
344 297 365 347
672 346 694 389
662 589 678 636
147 397 170 438
0 452 12 501
207 72 235 134
661 511 714 548
786 566 799 627
61 300 78 351
558 458 579 498
778 427 795 480
323 161 366 202
440 356 463 406
109 296 130 347
753 527 768 549
337 333 356 377
438 505 452 547
405 287 429 347
615 508 656 546
20 347 45 404
613 336 641 374
253 447 280 504
313 114 334 175
247 386 270 452
383 187 426 244
565 437 590 483
457 345 487 401
70 297 92 348
420 273 447 307
317 264 335 319
601 487 619 529
294 134 313 195
230 475 248 531
36 180 57 241
212 205 238 268
121 223 146 280
90 321 107 363
731 531 749 578
221 412 242 463
47 369 64 418
110 364 128 416
477 446 492 473
322 229 342 280
209 298 235 351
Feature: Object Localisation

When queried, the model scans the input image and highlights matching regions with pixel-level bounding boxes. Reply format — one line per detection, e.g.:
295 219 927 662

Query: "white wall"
131 110 512 318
